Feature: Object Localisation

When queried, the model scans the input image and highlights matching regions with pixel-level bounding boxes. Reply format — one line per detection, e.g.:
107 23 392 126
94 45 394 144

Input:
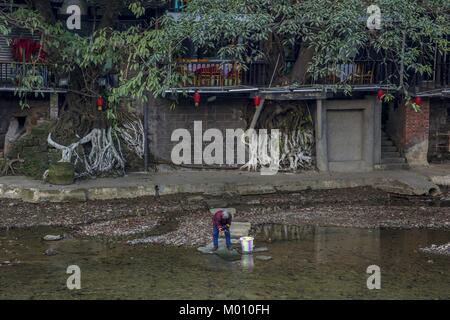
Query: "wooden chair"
352 63 374 84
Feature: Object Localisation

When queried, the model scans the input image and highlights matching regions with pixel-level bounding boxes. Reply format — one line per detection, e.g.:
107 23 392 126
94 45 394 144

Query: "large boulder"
6 121 54 179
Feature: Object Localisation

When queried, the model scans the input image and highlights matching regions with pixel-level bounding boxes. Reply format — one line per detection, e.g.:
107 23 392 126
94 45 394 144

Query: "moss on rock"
6 121 55 179
47 162 75 185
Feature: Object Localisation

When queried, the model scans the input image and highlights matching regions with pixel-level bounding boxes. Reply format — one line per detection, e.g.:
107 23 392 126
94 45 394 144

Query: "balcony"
311 60 397 86
0 61 57 90
176 59 268 88
174 59 396 89
413 62 450 90
168 0 189 12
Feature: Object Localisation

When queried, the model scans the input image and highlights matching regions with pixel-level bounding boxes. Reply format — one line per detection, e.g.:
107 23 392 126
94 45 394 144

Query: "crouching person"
212 209 232 251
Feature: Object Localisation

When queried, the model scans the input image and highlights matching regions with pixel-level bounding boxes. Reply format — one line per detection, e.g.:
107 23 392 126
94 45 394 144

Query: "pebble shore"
0 187 449 247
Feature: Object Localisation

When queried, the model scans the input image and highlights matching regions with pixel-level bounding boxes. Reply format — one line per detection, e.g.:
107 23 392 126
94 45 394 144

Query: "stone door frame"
315 96 381 172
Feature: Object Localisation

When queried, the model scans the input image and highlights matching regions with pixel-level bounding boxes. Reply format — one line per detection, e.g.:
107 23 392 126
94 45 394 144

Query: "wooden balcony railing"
413 62 450 89
311 60 397 86
176 60 268 87
0 61 55 88
436 62 450 87
175 57 449 89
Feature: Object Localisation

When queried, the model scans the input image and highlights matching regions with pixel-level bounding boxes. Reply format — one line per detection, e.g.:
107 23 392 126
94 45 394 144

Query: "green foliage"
178 0 449 88
6 121 54 179
128 2 146 18
382 93 395 103
0 0 448 108
0 5 184 112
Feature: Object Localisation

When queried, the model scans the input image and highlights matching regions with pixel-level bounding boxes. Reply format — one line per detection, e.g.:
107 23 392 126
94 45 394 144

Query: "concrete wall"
386 101 405 151
148 96 248 166
428 99 450 163
315 96 381 172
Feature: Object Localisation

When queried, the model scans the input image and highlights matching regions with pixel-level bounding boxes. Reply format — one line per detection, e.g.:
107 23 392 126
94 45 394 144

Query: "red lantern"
253 95 261 108
377 89 384 101
96 96 104 111
193 90 201 107
414 96 422 106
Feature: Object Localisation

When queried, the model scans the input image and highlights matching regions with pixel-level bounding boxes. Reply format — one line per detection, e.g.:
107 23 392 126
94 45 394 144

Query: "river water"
0 226 448 299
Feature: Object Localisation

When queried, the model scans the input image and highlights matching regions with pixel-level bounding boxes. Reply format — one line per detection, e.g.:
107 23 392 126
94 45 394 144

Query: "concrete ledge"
431 176 450 186
0 169 442 203
87 186 156 201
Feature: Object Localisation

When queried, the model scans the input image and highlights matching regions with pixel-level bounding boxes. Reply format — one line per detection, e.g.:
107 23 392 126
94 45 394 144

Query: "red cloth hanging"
11 38 46 63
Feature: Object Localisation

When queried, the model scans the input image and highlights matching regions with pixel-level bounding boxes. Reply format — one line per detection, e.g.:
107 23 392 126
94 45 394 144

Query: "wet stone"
197 239 240 261
43 234 63 241
197 239 227 254
255 255 273 261
44 248 58 256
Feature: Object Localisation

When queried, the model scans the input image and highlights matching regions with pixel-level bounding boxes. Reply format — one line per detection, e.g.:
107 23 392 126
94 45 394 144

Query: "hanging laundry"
11 38 46 63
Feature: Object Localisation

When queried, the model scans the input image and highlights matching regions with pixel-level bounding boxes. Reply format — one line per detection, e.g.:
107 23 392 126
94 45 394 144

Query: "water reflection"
240 254 254 271
313 227 381 264
0 226 449 299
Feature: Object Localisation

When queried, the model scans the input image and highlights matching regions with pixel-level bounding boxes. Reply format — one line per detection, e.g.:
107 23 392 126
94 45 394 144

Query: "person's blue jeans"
213 225 231 248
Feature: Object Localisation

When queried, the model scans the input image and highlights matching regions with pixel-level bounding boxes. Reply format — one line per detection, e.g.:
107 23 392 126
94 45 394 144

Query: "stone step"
381 157 406 164
230 222 251 239
381 151 401 158
381 140 394 146
375 163 409 170
382 146 398 152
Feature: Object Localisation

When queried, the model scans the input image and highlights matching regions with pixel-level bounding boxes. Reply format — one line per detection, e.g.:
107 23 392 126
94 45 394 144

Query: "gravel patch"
78 216 161 237
420 243 450 256
1 187 449 247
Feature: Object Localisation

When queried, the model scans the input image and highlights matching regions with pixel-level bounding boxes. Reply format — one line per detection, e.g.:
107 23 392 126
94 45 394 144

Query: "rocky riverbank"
0 187 449 247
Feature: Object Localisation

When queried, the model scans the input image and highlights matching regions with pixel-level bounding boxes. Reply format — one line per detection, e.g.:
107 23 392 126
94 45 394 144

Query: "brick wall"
148 97 249 167
403 99 430 166
385 99 430 166
404 100 430 149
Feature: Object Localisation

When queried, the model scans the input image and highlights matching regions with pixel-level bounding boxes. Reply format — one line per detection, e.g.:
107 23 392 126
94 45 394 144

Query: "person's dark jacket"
212 210 232 231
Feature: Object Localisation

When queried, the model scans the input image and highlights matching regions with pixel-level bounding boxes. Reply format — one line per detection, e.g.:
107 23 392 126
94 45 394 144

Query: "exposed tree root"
117 114 144 159
47 127 125 178
1 154 24 176
241 102 314 172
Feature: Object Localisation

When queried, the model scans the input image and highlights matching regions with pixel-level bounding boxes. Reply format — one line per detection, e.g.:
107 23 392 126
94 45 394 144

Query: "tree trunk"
263 33 287 86
98 0 124 29
289 44 315 84
31 0 55 23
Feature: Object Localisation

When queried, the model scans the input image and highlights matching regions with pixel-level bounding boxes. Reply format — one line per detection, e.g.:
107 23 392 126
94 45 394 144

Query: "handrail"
176 60 268 87
0 61 55 88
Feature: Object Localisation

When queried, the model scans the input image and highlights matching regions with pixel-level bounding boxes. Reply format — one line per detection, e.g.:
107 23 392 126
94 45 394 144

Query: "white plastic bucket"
240 236 254 254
